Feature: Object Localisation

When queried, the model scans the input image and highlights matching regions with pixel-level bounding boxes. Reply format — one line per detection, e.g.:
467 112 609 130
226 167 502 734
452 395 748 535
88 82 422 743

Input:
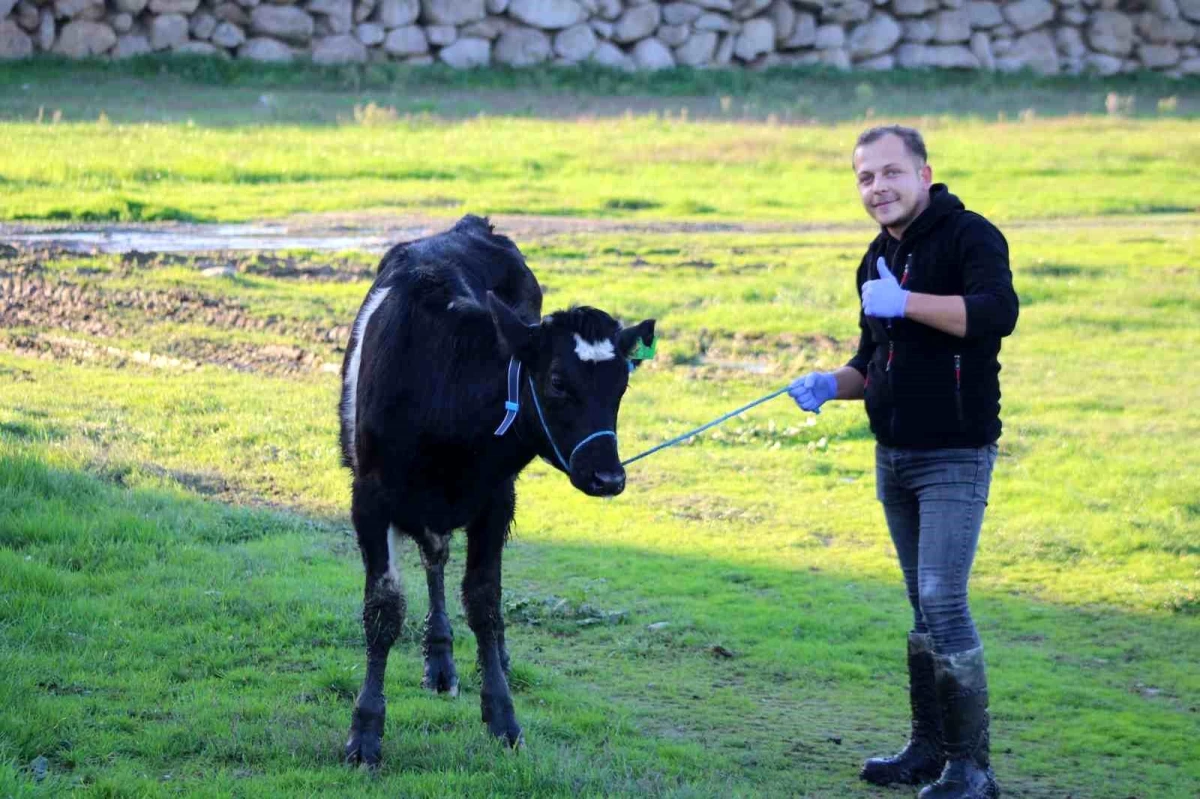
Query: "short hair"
853 125 927 167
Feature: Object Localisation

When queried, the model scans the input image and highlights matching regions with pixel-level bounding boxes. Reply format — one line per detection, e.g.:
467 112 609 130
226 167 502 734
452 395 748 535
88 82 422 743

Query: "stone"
1088 11 1134 55
595 0 622 20
663 1 703 25
0 0 17 17
485 0 506 11
857 53 894 68
1085 51 1123 73
632 35 674 66
437 35 487 65
1005 30 1057 72
825 0 870 24
715 28 735 63
591 39 633 68
1181 0 1200 22
215 4 250 26
782 12 815 46
420 0 485 25
37 9 54 49
820 45 850 68
150 14 189 49
675 28 717 63
355 0 376 21
114 32 152 56
657 23 690 46
814 23 844 49
53 19 115 56
848 13 900 57
383 24 426 53
14 2 40 32
1062 7 1087 25
732 0 770 20
1002 0 1054 32
111 12 134 33
969 29 993 68
695 12 734 32
933 9 970 42
175 41 222 54
1056 26 1086 58
212 20 246 47
462 18 508 38
376 0 418 27
114 0 147 13
250 6 313 43
309 0 352 32
426 24 455 44
734 16 773 59
965 1 1002 28
1139 42 1180 66
241 36 294 60
893 0 933 14
313 32 367 60
1179 55 1200 71
191 11 218 39
897 41 980 67
554 21 596 59
508 0 586 30
614 4 660 42
767 0 795 41
355 22 384 45
903 18 935 42
147 0 199 12
0 21 33 58
494 25 550 64
54 0 104 21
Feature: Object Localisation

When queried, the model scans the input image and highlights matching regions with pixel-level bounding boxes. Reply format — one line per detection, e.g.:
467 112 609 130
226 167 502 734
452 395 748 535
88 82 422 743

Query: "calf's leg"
345 482 406 768
463 484 522 747
417 531 459 696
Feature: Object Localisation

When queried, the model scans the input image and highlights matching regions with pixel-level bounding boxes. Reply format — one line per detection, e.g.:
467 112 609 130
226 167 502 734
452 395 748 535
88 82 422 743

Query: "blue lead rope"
619 384 791 466
496 355 792 471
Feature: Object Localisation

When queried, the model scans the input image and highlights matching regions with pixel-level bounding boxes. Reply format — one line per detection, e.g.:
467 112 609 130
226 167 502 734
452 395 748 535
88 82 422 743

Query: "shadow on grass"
0 451 1195 797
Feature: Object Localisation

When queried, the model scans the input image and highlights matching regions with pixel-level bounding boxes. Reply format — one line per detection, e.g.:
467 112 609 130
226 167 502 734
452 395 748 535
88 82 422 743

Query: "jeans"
876 443 998 655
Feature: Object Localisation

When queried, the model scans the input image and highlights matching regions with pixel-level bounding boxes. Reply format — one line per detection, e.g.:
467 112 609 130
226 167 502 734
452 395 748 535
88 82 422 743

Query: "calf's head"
489 294 655 498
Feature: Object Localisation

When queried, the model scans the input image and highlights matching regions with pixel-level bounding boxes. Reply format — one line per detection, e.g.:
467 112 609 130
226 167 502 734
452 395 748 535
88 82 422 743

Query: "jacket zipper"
954 354 964 427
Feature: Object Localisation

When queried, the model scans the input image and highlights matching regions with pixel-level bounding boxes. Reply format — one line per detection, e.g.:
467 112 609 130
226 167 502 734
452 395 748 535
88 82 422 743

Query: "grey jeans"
876 443 998 655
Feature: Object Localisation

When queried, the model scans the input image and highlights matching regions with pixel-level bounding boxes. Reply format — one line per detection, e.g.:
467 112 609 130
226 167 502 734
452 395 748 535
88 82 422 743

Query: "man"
790 126 1017 799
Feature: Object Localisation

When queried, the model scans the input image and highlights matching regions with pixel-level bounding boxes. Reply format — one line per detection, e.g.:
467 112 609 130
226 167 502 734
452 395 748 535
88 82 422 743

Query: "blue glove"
789 371 837 414
862 257 910 319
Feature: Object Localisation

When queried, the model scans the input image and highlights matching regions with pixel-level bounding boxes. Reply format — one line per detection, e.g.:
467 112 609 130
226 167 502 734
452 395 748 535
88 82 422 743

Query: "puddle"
1 222 429 255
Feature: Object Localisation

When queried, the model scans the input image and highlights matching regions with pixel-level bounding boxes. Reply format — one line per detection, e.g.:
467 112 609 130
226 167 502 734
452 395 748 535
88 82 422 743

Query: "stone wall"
0 0 1196 76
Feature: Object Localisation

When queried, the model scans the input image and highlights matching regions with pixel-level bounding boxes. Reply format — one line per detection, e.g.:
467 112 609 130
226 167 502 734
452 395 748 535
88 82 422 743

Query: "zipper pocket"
954 354 964 426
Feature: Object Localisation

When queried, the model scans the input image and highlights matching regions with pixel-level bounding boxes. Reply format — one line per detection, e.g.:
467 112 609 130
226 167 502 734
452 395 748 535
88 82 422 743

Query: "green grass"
1 116 1198 223
2 217 1198 796
1 64 1198 797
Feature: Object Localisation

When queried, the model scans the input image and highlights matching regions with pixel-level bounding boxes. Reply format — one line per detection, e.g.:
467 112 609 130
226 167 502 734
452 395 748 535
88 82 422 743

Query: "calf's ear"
488 292 540 363
618 319 657 366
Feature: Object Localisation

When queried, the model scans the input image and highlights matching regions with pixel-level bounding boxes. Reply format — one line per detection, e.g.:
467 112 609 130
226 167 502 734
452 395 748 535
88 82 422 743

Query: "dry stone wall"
1 0 1196 76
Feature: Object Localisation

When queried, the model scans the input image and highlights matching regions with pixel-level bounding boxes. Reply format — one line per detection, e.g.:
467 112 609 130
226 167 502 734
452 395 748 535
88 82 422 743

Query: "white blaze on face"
343 286 391 467
573 333 615 363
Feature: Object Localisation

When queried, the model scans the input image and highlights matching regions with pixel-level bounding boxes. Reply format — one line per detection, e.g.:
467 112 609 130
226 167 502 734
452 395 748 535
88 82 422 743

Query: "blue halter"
493 357 617 472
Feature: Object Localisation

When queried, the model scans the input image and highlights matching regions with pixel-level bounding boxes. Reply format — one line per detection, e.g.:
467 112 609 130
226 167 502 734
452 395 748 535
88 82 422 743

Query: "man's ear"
920 162 933 189
487 292 540 363
618 319 657 365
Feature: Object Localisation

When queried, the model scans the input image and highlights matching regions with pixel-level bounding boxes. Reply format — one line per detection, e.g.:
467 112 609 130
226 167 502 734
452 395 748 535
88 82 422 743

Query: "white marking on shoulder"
573 333 615 362
343 286 392 467
385 525 404 589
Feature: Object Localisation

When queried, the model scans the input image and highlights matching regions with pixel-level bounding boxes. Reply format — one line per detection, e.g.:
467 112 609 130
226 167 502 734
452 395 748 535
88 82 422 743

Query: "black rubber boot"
919 646 1000 799
860 632 946 786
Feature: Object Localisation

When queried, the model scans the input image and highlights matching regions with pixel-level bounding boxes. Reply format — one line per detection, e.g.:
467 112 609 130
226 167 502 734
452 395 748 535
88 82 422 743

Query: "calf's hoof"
344 702 385 768
422 653 460 697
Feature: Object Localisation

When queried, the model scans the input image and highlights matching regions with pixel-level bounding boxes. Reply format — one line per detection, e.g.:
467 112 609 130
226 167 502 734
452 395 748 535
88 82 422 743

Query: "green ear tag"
629 337 657 361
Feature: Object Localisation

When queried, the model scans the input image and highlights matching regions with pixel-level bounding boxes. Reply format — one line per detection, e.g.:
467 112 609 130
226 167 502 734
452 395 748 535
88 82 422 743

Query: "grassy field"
2 62 1198 797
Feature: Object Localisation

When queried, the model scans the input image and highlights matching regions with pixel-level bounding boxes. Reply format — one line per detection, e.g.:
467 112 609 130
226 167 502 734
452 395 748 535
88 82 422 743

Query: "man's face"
853 134 932 234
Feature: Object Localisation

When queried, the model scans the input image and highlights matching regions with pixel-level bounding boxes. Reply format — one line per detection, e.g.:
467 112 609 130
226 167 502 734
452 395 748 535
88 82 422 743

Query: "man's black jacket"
846 184 1019 449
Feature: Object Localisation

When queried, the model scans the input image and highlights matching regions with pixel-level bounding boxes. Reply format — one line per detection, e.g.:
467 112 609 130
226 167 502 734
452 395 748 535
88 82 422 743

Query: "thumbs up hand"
862 257 910 319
